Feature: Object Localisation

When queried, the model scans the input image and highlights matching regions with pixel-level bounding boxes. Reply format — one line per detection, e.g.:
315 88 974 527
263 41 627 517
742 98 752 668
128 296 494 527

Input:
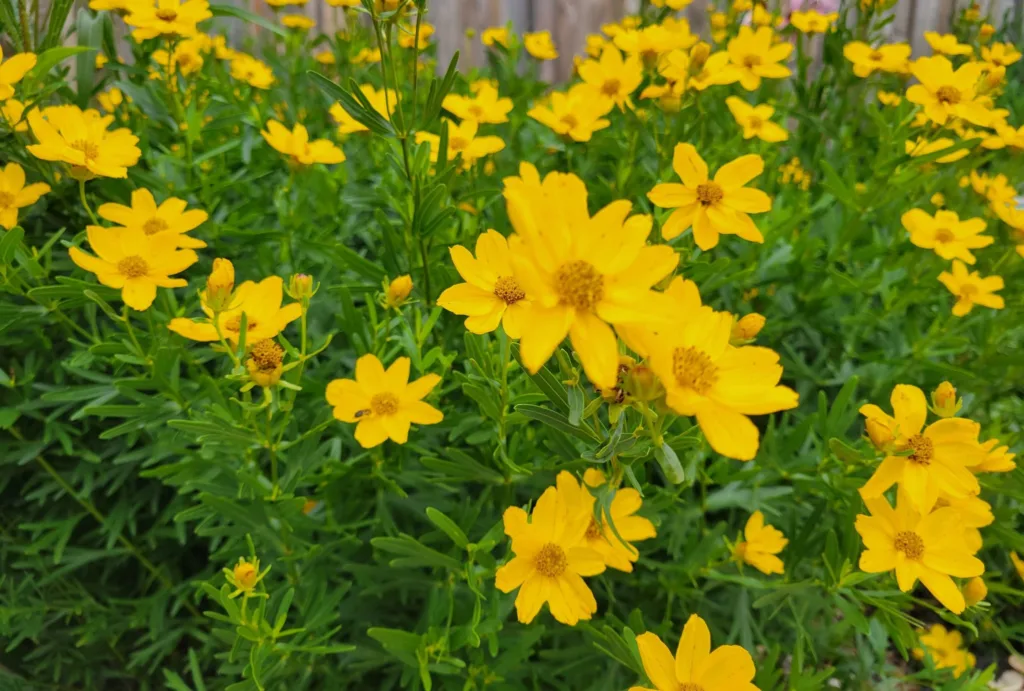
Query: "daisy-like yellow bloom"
569 469 657 572
442 83 513 124
726 26 792 91
70 227 197 311
856 489 983 614
901 209 992 264
352 47 381 65
981 42 1021 68
27 105 140 180
647 143 771 250
981 174 1016 206
689 51 741 91
325 354 442 448
481 27 510 48
397 21 433 49
437 230 531 337
98 188 208 250
495 472 605 625
577 46 643 109
262 120 345 166
524 31 558 61
330 85 394 135
0 48 36 101
230 54 275 89
992 200 1024 258
859 384 984 511
913 624 976 677
1 99 27 131
938 260 1004 316
877 90 902 106
614 24 697 64
529 84 613 142
647 306 798 461
97 88 124 113
151 38 205 76
725 97 788 143
652 0 692 7
125 0 211 41
89 0 137 10
616 276 699 358
0 162 50 230
633 614 759 691
906 56 990 127
923 32 973 56
905 137 969 163
169 275 302 343
281 14 314 31
843 41 911 77
973 438 1016 473
733 510 787 575
314 50 335 65
790 10 838 33
503 163 677 389
584 34 608 58
414 119 504 171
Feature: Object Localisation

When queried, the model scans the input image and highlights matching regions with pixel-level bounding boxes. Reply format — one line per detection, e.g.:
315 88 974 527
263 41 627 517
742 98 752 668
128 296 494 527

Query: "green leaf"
210 3 288 37
371 534 463 570
0 226 24 264
29 45 94 80
515 404 601 443
654 442 685 485
425 507 468 549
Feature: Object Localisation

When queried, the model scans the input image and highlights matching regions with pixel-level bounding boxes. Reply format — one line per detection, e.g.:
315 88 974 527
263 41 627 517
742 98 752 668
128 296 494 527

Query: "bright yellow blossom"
574 469 656 572
727 26 792 91
262 120 345 166
577 46 643 110
974 438 1016 473
528 84 613 142
907 56 990 127
230 53 275 89
314 50 335 65
614 24 696 64
733 510 787 575
843 41 911 77
1 99 27 131
281 14 315 31
689 51 741 91
385 275 412 308
930 382 961 418
481 26 510 48
791 10 838 33
725 97 788 142
27 105 141 179
981 42 1020 68
923 32 973 56
902 209 992 264
877 90 901 106
124 0 211 41
397 21 433 49
913 624 976 677
352 47 381 65
414 119 504 170
169 276 302 343
98 188 208 250
938 260 1004 316
1012 552 1024 583
0 163 50 230
524 31 558 61
0 48 36 100
442 83 513 124
962 577 987 606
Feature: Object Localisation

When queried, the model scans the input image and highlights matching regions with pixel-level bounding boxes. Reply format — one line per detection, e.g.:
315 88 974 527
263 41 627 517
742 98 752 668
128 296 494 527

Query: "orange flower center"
894 530 924 559
469 104 485 119
869 50 884 61
449 136 469 152
493 275 525 305
696 181 724 206
249 339 283 371
679 684 705 691
224 313 259 332
601 78 621 97
559 113 580 130
71 139 100 161
934 228 955 243
555 260 604 310
585 518 603 541
155 8 179 21
742 54 761 68
0 191 14 207
534 543 568 577
747 115 764 130
370 392 399 416
143 218 170 235
672 346 718 395
117 255 149 278
936 85 962 104
907 434 933 465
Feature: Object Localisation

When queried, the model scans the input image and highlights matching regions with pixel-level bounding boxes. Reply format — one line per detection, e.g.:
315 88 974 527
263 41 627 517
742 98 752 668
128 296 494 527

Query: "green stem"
419 236 432 305
122 305 145 357
213 311 242 368
267 404 278 495
78 179 99 225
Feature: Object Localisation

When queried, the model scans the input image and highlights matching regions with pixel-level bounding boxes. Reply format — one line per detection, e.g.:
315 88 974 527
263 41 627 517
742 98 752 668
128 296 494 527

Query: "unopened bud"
205 258 235 311
624 363 664 402
731 313 765 344
930 381 962 418
962 576 987 606
385 274 413 309
289 272 315 300
232 558 258 591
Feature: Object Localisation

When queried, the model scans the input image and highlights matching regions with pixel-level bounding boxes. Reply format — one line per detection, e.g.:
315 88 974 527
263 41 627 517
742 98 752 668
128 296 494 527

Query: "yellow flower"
97 188 208 250
727 26 792 91
329 84 394 134
230 53 275 89
98 88 124 113
495 473 605 625
1 99 28 132
89 0 137 10
688 51 741 91
281 14 315 31
442 83 513 124
856 489 983 614
125 0 212 41
906 56 990 127
981 42 1020 68
877 90 902 106
314 50 335 65
790 10 838 33
152 36 205 75
524 31 558 61
1012 552 1024 582
325 0 359 5
962 576 987 606
261 120 345 166
0 163 50 230
397 21 433 49
385 274 412 308
326 354 442 448
979 23 995 40
352 47 381 65
913 624 976 677
481 26 510 48
905 137 968 163
901 209 992 264
923 32 973 56
731 312 765 343
577 46 643 109
211 35 237 60
27 105 141 180
584 34 608 58
437 230 532 337
225 556 267 597
859 385 984 512
652 0 692 7
572 469 657 572
983 174 1017 206
973 438 1016 473
169 275 302 343
930 193 944 207
648 143 771 250
938 260 1004 316
614 24 696 64
733 510 787 575
528 83 613 142
634 614 759 691
414 119 504 171
69 226 197 311
751 4 779 27
843 41 911 77
930 382 962 418
0 48 37 100
503 163 677 389
725 96 788 142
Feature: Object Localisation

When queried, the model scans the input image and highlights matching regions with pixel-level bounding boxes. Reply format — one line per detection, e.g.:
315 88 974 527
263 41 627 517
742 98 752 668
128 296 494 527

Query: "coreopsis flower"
224 556 268 597
905 137 969 163
689 51 741 90
725 97 788 142
528 84 613 142
648 144 771 250
0 48 36 100
634 614 759 691
843 41 911 77
906 56 990 127
616 276 700 358
352 47 381 64
481 26 509 48
859 385 984 512
442 83 513 124
97 189 208 250
326 354 442 447
262 120 345 166
97 88 124 113
267 0 307 6
652 0 692 7
983 175 1017 206
979 23 995 41
733 510 787 575
731 312 765 343
938 260 1004 316
169 276 302 343
495 473 605 625
397 21 433 49
524 31 558 60
246 339 285 387
314 50 335 65
70 227 198 311
930 382 962 418
856 489 984 614
571 469 657 572
930 193 944 207
281 14 314 31
790 10 838 33
577 46 643 110
27 106 141 179
615 24 697 64
0 163 50 230
325 0 359 5
981 42 1021 68
437 230 531 337
924 32 973 56
503 164 677 389
1 99 27 131
152 37 205 76
913 624 976 677
962 576 987 606
414 119 504 170
585 34 608 58
230 53 275 89
125 0 211 41
974 438 1016 473
210 35 236 60
89 0 137 10
727 26 792 91
901 209 992 264
877 90 902 106
329 84 394 134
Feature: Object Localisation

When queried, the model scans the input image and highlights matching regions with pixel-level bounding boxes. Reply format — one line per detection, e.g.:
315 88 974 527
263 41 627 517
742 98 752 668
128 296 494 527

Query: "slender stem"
411 6 423 126
78 179 100 225
122 305 145 357
419 236 432 305
213 311 242 368
267 404 278 495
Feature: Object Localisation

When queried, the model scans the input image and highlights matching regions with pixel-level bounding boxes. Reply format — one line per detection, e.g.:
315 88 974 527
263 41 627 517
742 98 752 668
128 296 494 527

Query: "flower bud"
979 23 994 40
930 381 962 418
962 576 987 606
731 313 766 344
385 275 413 309
931 193 945 208
624 363 664 402
864 416 896 452
205 258 235 312
246 339 284 387
232 558 259 592
689 41 711 68
288 272 315 300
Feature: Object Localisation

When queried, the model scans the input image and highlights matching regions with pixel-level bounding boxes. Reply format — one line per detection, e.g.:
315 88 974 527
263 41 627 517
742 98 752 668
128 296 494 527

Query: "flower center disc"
894 530 925 559
585 518 602 541
601 78 621 96
225 313 259 333
249 339 283 370
534 543 568 577
696 181 724 206
117 255 149 278
555 260 604 310
143 218 170 235
71 139 100 161
560 113 579 130
370 392 399 416
155 8 178 20
906 434 934 465
743 55 761 68
934 228 955 243
671 346 718 395
493 275 525 305
936 85 962 104
0 191 14 207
